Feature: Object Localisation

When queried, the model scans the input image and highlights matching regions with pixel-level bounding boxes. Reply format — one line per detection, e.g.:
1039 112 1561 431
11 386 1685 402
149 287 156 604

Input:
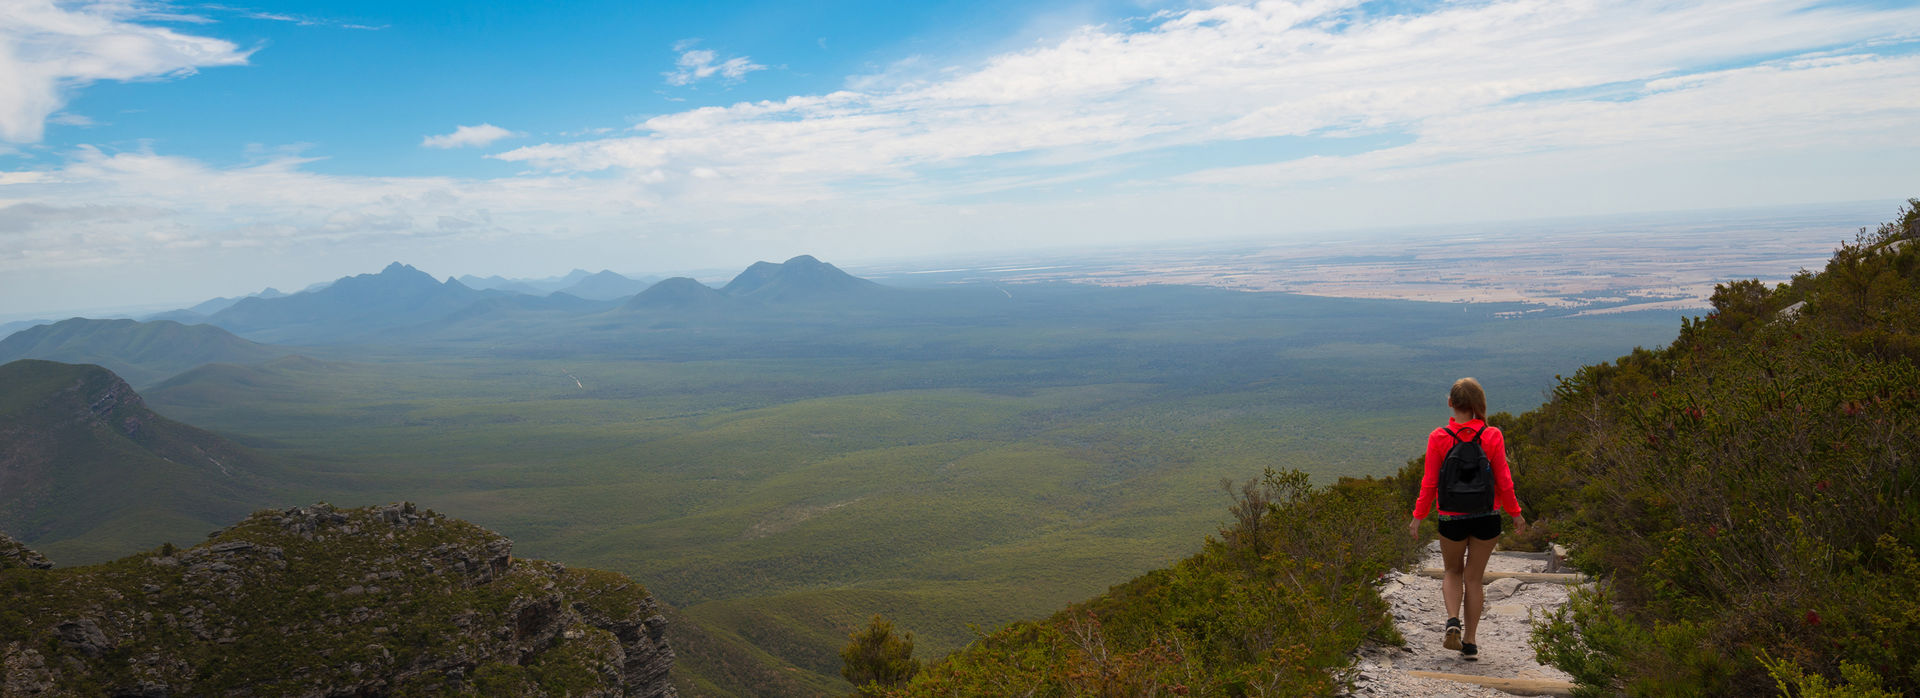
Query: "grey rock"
56 618 113 657
116 680 171 697
1485 577 1524 601
2 644 56 694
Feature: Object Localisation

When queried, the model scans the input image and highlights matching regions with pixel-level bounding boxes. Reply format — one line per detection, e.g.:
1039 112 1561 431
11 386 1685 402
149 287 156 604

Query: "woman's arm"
1409 430 1445 519
1489 428 1522 518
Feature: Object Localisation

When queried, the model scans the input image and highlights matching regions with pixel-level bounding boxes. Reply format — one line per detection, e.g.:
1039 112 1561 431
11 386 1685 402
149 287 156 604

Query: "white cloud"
0 0 251 143
664 43 767 86
499 0 1920 200
421 123 521 149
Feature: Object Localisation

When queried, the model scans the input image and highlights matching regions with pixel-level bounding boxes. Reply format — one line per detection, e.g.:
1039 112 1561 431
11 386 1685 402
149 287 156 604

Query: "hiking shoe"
1443 618 1462 651
1461 642 1478 661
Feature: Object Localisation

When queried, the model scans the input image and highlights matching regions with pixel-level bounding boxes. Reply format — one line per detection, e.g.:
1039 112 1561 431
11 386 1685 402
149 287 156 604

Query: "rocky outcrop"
0 531 52 570
0 503 676 697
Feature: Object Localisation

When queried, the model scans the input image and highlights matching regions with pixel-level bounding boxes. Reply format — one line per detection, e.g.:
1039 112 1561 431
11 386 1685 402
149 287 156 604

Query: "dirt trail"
1347 541 1578 697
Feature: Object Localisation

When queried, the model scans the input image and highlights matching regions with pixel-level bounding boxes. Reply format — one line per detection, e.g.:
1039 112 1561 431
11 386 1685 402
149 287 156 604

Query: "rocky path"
1347 542 1578 697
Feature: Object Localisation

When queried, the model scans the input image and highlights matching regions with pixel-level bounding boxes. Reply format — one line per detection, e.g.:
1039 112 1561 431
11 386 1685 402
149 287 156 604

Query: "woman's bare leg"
1439 535 1468 620
1462 536 1498 644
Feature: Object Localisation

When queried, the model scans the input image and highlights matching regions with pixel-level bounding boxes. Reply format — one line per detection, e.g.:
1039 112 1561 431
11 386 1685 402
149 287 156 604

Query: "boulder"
1485 576 1526 601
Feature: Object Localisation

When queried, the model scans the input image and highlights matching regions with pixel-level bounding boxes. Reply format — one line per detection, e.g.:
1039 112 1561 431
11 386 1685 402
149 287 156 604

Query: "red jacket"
1411 417 1521 519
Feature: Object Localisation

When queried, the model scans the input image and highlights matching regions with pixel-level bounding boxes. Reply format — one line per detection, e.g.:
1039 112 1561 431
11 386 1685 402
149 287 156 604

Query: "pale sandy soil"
1345 541 1577 697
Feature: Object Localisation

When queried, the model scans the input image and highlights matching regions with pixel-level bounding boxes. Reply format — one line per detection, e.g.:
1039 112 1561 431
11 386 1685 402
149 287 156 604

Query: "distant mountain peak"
721 255 883 302
624 277 730 311
206 263 488 343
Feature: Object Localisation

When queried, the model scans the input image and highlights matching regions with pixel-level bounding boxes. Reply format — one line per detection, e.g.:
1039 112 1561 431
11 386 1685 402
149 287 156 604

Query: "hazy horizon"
0 196 1894 324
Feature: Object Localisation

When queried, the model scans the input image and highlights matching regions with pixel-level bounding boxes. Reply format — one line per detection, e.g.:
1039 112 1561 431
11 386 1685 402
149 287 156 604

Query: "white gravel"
1344 541 1576 697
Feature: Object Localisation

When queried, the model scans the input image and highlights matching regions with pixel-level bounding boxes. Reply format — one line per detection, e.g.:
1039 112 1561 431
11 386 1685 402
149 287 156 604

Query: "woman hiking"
1406 377 1527 660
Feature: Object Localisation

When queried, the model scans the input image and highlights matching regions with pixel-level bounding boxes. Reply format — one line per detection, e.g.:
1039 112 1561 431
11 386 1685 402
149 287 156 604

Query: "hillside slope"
0 503 677 697
0 318 283 387
888 471 1421 696
0 359 297 563
1504 200 1920 694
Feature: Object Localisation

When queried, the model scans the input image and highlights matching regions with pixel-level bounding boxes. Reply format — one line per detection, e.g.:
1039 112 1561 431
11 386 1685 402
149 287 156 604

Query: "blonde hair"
1449 377 1487 421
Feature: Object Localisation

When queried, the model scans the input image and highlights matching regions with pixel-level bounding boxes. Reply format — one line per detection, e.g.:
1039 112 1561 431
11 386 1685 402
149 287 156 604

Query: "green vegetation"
1505 201 1920 695
885 469 1420 696
840 615 920 694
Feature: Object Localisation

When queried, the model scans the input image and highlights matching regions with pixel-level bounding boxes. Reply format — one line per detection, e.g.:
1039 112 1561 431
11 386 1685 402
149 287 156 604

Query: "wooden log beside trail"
1406 670 1577 696
1416 568 1588 584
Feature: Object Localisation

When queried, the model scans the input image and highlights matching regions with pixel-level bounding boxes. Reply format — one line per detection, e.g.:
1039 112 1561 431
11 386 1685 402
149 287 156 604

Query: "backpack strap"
1442 426 1484 443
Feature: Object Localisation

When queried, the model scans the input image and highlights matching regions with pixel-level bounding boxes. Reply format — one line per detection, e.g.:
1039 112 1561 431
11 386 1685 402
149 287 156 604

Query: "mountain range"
0 256 907 395
206 262 495 343
167 255 893 344
459 268 662 299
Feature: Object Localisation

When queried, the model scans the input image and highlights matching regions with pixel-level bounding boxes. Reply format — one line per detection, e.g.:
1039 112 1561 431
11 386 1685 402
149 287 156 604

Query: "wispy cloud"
48 112 98 127
0 0 251 143
202 4 386 30
664 41 767 86
421 123 521 149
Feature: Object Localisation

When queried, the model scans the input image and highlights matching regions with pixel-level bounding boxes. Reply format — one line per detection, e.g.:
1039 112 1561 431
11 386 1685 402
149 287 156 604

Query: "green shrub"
888 469 1422 696
841 615 920 694
1760 652 1901 698
1519 200 1920 695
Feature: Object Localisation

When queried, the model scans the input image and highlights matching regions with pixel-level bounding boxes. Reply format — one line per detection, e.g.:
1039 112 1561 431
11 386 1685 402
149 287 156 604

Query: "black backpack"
1437 426 1496 515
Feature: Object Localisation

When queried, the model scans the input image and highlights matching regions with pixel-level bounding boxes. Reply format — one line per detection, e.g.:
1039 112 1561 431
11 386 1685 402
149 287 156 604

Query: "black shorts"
1438 515 1502 541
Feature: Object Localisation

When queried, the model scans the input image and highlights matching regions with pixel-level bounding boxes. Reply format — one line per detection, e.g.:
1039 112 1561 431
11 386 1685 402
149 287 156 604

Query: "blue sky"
27 0 1119 174
2 0 1919 315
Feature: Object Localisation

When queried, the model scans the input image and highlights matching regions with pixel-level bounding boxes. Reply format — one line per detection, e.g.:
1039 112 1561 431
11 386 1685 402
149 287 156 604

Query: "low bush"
882 469 1422 696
